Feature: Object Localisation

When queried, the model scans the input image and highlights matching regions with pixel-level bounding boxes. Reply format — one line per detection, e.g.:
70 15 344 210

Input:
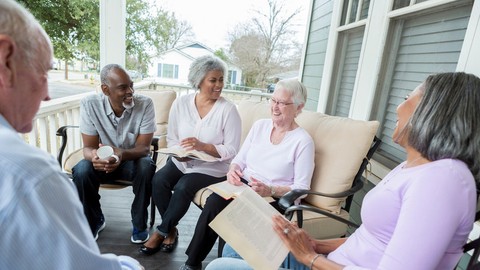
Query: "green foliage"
18 0 193 75
214 49 230 63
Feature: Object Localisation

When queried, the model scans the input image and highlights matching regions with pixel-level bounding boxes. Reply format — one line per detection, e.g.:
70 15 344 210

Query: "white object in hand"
97 145 114 160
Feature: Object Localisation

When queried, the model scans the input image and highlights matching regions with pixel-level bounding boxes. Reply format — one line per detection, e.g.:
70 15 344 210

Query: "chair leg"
150 197 155 228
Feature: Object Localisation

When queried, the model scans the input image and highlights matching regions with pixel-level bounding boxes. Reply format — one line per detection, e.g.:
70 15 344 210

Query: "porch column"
99 0 126 69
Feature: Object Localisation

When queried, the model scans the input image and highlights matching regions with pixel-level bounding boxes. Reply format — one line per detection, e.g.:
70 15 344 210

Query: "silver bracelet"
309 254 321 270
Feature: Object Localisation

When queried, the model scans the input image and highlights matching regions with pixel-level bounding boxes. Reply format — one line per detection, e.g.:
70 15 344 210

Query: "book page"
207 180 276 202
207 181 249 200
157 146 217 162
209 187 289 270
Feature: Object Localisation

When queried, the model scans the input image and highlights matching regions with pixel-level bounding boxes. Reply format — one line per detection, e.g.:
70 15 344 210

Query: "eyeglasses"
270 97 294 107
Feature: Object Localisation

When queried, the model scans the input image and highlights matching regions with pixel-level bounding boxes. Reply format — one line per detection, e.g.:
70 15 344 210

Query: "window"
393 0 432 10
157 63 179 79
373 4 471 167
340 0 370 26
328 0 369 116
228 70 237 85
328 28 365 117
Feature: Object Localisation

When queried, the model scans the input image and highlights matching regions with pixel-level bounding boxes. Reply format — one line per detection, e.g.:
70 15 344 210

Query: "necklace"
403 156 425 168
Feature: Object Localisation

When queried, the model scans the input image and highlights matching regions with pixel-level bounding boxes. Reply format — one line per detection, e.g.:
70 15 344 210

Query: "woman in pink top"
207 72 480 270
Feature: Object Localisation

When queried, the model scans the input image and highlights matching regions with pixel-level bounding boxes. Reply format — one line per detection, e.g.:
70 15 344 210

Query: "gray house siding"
301 0 334 111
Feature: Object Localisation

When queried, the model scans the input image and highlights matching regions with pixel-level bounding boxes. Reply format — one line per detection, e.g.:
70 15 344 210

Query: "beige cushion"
139 90 177 136
296 111 379 214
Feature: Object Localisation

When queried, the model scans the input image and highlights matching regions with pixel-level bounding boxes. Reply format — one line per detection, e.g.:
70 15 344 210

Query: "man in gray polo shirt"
73 64 156 244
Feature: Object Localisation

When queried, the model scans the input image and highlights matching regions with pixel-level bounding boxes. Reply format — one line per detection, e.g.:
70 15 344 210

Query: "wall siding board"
302 0 334 111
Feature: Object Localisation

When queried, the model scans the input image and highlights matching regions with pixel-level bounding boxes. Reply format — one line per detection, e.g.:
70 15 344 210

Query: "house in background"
147 42 242 88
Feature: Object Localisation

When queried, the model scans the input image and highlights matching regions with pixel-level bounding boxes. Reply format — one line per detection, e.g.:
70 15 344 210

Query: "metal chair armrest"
278 181 364 212
56 125 80 167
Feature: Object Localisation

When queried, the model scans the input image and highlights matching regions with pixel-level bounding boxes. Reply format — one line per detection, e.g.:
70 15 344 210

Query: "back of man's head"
0 0 52 67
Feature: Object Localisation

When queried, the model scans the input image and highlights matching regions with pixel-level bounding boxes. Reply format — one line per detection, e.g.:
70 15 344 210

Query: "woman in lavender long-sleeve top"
208 72 480 270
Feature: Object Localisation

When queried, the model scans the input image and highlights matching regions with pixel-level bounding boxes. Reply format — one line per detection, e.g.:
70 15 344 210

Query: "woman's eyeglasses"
270 98 294 107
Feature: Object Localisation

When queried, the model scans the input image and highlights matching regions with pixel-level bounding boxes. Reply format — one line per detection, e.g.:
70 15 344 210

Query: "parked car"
127 70 143 81
267 83 276 93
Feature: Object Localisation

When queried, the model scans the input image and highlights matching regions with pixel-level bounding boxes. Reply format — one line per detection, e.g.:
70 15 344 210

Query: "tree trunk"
64 60 69 80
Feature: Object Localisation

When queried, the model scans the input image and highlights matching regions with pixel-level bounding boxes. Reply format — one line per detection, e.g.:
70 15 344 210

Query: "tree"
126 1 193 73
228 0 303 87
150 9 194 55
18 0 98 79
18 0 193 77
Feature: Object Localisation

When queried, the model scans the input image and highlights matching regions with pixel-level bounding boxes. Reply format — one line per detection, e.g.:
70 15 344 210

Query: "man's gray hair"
100 64 126 85
409 72 480 183
188 55 227 89
0 0 52 69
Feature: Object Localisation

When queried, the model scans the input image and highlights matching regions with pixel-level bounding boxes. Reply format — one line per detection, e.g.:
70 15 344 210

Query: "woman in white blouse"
139 55 242 257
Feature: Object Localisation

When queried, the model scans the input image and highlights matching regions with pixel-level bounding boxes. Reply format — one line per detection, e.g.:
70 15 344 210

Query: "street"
48 70 97 99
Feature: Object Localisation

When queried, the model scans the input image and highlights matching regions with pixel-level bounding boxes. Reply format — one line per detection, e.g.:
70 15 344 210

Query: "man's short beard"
123 99 135 109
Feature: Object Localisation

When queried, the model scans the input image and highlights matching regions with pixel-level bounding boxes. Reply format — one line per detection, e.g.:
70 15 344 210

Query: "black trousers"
152 158 226 236
72 156 155 233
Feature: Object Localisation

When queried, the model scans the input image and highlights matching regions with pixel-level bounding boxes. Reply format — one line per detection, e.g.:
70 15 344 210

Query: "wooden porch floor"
97 187 218 270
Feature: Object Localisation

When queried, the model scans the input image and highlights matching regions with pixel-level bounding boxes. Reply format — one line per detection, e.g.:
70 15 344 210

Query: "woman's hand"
272 215 317 266
249 178 271 197
180 137 203 151
227 164 243 186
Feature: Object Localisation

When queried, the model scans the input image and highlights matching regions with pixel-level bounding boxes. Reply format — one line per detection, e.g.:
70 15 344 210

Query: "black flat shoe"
160 229 179 253
138 244 162 255
138 233 165 256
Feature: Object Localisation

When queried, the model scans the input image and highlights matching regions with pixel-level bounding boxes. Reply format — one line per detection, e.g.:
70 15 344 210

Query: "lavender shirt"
328 159 476 270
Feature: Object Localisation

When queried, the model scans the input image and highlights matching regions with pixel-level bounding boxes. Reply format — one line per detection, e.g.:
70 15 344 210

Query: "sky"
154 0 310 50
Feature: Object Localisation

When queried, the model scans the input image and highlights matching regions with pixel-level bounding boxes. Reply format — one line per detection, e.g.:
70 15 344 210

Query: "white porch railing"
24 82 272 165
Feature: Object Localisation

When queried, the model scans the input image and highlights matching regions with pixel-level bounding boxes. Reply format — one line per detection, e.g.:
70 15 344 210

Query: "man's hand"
92 148 120 173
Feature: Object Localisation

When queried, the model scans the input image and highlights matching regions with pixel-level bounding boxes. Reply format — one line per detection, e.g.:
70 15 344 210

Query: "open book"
157 146 217 162
208 181 288 270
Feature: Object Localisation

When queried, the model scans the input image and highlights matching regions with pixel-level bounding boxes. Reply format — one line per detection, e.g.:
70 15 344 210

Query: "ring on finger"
283 228 290 235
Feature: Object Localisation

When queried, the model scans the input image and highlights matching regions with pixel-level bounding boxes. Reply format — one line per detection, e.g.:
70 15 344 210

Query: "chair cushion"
64 149 83 174
296 111 379 214
140 90 177 136
292 207 350 239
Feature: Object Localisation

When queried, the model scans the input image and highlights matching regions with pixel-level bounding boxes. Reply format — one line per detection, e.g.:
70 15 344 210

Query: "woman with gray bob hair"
188 55 227 89
409 72 480 183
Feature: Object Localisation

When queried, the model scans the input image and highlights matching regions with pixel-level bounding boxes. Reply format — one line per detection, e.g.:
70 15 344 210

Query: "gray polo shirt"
79 93 156 149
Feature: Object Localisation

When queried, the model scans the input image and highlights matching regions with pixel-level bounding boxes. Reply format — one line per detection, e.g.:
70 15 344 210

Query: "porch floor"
97 187 218 270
